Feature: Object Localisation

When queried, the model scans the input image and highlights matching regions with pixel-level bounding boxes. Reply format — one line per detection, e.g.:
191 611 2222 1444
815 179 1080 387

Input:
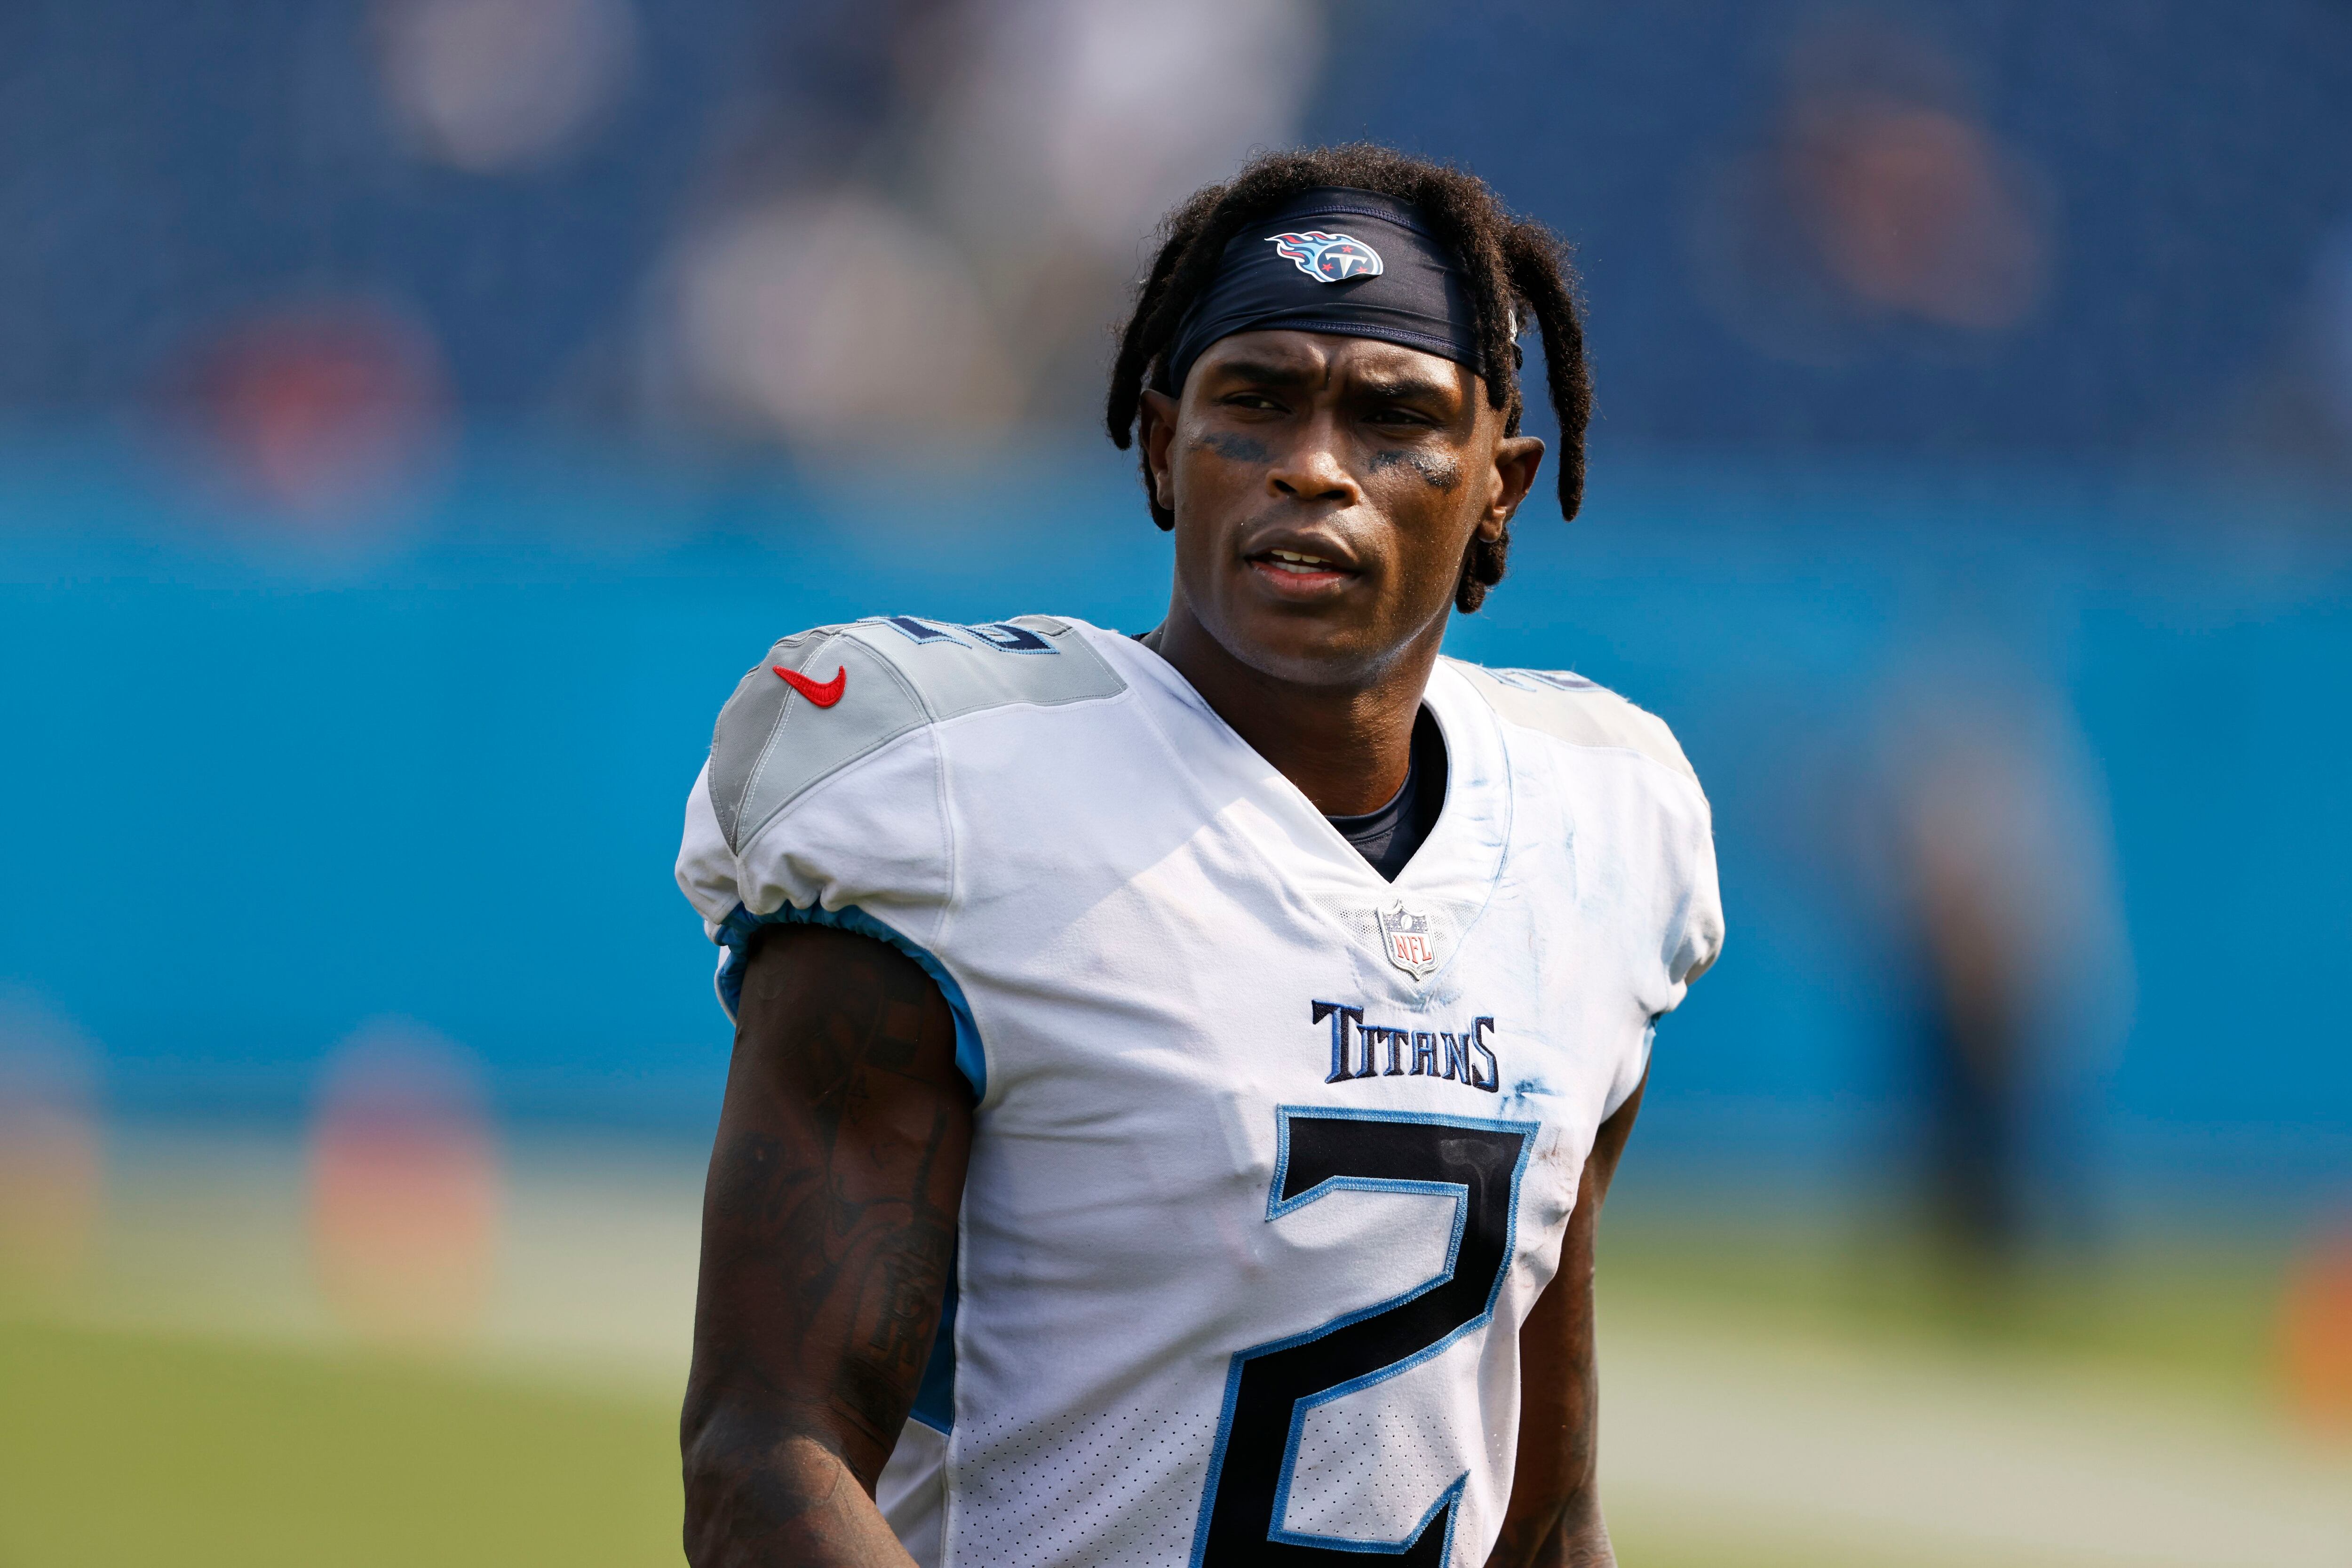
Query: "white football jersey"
675 614 1721 1568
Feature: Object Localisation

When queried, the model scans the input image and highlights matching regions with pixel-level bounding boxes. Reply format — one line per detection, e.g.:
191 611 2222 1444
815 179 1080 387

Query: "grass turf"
1596 1210 2296 1409
0 1220 2315 1568
0 1318 681 1568
0 1316 1915 1568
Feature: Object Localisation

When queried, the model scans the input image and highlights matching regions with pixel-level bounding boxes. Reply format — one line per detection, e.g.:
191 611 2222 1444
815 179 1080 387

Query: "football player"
675 144 1722 1568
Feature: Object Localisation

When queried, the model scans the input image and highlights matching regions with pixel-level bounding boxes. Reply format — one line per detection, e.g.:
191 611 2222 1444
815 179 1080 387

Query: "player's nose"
1267 422 1359 507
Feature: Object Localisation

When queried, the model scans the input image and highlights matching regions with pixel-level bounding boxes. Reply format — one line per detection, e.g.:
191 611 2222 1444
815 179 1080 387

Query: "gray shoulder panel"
834 614 1128 724
708 615 1127 854
1447 659 1699 785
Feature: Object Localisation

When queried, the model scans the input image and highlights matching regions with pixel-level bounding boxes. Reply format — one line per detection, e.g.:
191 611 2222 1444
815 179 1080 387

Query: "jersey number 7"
1190 1107 1536 1565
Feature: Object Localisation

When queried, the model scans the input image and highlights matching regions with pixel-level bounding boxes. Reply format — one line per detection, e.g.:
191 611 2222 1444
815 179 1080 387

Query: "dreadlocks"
1106 144 1591 614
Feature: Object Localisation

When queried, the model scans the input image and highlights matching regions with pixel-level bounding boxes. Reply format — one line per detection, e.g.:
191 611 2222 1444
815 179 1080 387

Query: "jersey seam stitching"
729 652 1138 876
930 682 968 1086
1445 659 1702 786
1412 662 1511 988
729 634 812 855
731 698 930 867
1483 720 1707 796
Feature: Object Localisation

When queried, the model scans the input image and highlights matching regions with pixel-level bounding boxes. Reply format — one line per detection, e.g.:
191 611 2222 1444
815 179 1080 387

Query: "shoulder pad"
1446 660 1698 785
708 615 1126 854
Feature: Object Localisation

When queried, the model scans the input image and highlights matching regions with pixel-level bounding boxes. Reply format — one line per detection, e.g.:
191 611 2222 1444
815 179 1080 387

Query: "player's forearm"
681 1410 914 1568
1486 1488 1612 1568
1556 1491 1615 1568
1493 1084 1642 1568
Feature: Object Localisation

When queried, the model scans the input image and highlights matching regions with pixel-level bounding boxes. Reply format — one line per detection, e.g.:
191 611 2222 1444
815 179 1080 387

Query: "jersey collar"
1088 627 1514 914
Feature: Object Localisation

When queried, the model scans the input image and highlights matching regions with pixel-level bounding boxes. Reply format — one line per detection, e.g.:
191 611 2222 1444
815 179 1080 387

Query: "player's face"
1141 330 1544 688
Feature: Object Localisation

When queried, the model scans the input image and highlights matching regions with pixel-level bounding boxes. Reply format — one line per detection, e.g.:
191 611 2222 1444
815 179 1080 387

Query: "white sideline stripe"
1603 1318 2352 1568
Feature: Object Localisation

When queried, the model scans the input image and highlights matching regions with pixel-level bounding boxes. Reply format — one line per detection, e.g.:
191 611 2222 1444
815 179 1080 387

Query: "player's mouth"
1246 547 1359 597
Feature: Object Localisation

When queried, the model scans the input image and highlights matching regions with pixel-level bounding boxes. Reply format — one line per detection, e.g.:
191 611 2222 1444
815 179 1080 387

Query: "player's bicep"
685 923 973 1484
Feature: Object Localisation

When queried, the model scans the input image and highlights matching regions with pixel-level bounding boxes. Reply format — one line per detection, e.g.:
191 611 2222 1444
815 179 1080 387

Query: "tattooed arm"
1485 1075 1645 1568
681 924 974 1568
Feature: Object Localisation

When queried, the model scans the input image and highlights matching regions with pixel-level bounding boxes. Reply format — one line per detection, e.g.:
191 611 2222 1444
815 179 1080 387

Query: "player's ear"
1486 434 1544 536
1141 388 1180 513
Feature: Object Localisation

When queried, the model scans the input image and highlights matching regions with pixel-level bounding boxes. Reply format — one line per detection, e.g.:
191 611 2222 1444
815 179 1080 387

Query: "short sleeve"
1601 767 1721 1120
674 626 958 1014
1668 797 1724 991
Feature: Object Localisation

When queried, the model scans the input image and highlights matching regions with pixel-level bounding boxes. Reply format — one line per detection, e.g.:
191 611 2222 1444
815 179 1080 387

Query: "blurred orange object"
0 1098 102 1297
0 994 104 1299
308 1023 500 1345
2281 1229 2352 1431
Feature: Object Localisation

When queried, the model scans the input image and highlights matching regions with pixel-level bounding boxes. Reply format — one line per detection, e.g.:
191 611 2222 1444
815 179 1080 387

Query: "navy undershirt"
1324 706 1448 882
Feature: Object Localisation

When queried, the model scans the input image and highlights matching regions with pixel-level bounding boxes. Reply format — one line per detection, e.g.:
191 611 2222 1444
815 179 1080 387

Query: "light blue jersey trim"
715 902 987 1101
907 1255 957 1434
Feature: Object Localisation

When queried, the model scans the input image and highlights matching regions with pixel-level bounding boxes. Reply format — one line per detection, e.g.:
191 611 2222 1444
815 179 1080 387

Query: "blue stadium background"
4 0 2350 1218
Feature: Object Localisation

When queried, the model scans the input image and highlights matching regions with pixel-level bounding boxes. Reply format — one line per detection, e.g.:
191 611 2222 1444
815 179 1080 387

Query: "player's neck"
1144 612 1435 817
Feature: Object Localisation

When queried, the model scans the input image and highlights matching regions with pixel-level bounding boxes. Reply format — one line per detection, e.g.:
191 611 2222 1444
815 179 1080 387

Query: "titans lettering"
1311 1001 1499 1092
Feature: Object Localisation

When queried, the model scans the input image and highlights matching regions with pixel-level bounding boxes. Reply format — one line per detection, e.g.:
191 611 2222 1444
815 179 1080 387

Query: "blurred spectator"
2312 226 2352 447
1872 636 2131 1276
1689 13 2053 367
630 0 1325 448
2225 219 2352 478
3 0 2344 462
654 191 1009 447
914 0 1324 415
157 297 451 528
374 0 640 174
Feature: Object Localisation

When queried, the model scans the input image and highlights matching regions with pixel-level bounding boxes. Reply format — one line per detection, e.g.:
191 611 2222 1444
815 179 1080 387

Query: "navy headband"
1162 187 1488 392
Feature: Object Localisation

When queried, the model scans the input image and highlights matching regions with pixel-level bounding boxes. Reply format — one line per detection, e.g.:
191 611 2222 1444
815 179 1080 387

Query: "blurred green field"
4 1239 2339 1568
4 1134 2344 1568
1600 1209 2294 1408
0 1314 1915 1568
0 1318 680 1568
1591 1215 2352 1568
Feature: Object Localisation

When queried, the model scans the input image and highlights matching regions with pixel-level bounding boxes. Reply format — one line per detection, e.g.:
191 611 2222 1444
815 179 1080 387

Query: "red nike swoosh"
773 664 846 708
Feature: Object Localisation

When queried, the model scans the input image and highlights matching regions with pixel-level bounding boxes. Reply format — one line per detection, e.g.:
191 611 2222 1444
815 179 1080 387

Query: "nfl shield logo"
1377 901 1440 980
1265 230 1385 283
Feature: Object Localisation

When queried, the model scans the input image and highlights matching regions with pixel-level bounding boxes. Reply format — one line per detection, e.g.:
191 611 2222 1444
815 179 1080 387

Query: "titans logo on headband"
1265 230 1384 283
